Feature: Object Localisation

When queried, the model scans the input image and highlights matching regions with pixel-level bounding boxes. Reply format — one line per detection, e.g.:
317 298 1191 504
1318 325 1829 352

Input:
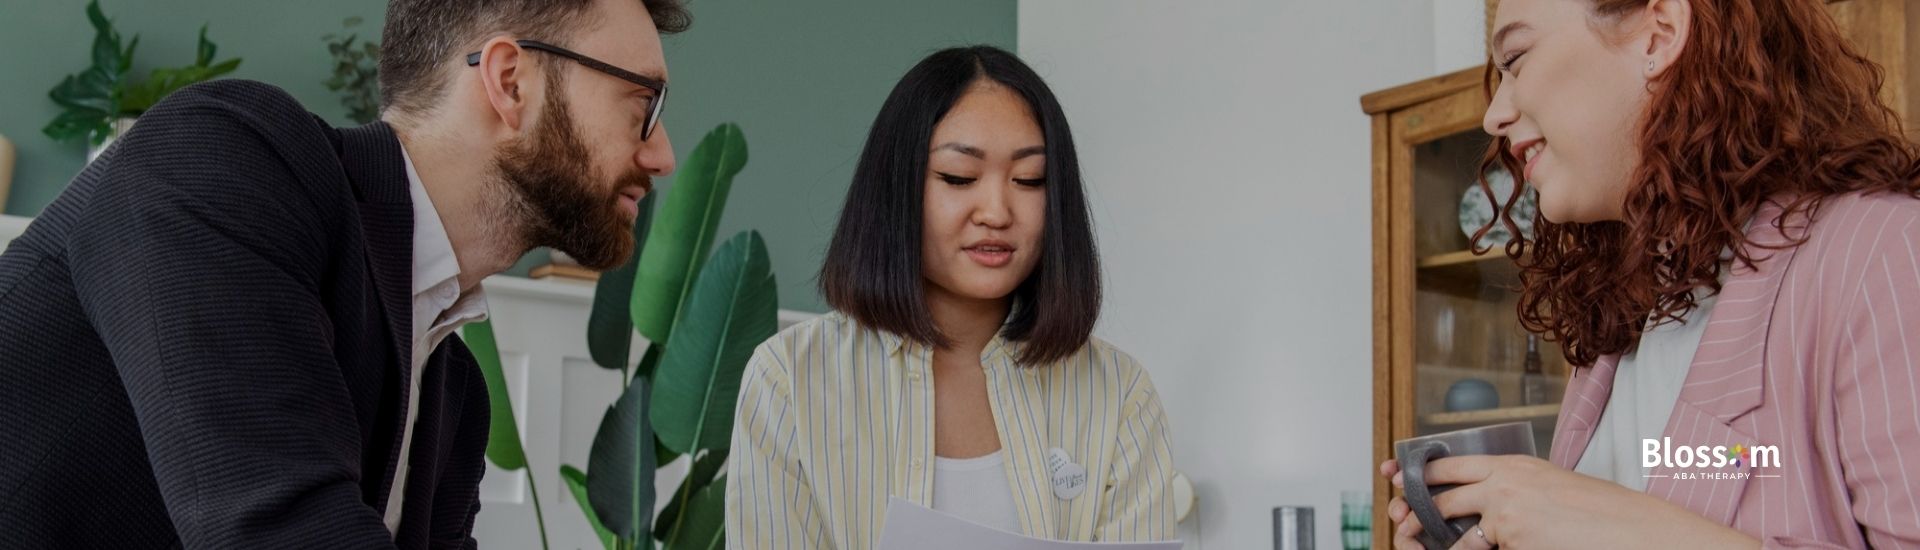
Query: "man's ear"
475 37 533 131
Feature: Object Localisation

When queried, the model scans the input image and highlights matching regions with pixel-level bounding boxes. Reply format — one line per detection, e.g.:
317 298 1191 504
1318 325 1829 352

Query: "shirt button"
908 370 923 381
911 458 923 469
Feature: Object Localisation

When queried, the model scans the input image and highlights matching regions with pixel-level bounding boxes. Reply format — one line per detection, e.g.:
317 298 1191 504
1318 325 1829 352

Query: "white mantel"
0 214 817 548
0 214 28 248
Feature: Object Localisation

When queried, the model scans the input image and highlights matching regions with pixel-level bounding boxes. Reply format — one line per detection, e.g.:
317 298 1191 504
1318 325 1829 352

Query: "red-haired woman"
1382 0 1920 548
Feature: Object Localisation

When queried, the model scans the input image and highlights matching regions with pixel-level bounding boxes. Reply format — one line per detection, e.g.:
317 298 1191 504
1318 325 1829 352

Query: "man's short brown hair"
378 0 689 116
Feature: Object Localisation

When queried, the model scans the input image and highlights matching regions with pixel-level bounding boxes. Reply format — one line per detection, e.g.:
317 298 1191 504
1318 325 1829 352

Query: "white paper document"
876 497 1183 550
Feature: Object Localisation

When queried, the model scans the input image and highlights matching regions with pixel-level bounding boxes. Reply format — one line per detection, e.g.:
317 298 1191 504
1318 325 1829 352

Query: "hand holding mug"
1379 426 1757 550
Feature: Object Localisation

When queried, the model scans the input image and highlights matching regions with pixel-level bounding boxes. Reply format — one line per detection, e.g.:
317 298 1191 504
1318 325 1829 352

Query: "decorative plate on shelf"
1457 167 1537 248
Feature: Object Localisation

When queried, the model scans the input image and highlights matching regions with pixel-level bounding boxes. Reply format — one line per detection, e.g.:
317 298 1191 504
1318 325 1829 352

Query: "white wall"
1018 2 1439 548
1435 0 1490 72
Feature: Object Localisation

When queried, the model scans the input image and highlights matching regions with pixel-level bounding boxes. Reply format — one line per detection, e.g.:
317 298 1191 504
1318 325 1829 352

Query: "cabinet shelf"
1415 247 1523 296
1421 403 1561 429
1417 248 1516 269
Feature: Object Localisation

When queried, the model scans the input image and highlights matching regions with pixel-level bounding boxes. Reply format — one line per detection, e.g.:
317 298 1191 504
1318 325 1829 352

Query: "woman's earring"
1647 60 1657 74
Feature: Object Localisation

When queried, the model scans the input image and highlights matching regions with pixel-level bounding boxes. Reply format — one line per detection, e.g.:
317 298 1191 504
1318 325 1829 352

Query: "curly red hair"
1479 0 1920 367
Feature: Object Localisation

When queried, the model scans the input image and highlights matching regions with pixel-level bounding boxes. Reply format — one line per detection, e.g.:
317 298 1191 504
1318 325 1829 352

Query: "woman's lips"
1512 139 1546 182
964 244 1014 267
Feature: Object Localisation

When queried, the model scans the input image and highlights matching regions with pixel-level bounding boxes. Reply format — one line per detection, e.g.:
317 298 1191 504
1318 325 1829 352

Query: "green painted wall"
0 0 1016 313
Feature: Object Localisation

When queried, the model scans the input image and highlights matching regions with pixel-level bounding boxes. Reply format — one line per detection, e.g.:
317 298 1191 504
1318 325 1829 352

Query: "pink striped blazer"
1550 192 1920 549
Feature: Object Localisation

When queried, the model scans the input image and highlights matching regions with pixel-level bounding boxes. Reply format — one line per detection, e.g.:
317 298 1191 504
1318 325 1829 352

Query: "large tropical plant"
465 123 768 550
44 0 242 145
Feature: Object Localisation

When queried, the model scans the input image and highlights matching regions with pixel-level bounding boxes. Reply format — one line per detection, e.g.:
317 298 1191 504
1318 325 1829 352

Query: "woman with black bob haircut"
725 45 1177 549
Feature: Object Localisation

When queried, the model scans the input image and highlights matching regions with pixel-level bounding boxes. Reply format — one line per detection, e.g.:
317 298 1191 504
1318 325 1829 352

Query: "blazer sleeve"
63 87 397 548
1820 212 1920 549
725 342 828 550
1095 356 1179 542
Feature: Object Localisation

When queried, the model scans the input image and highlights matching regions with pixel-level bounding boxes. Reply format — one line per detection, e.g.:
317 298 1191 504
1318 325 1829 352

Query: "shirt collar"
877 308 1027 364
402 145 463 298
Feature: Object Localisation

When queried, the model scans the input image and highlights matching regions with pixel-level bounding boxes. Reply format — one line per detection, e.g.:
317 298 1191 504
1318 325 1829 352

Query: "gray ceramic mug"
1393 422 1536 550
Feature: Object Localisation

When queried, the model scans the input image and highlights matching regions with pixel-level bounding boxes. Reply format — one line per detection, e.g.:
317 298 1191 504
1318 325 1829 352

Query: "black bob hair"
819 45 1101 366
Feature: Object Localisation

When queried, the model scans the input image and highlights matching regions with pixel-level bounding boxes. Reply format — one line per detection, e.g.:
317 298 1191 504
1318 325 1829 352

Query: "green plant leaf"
118 78 166 115
462 319 528 471
204 58 241 78
52 0 126 139
630 123 748 346
42 109 108 143
650 231 778 454
654 431 680 470
49 75 113 114
195 25 215 66
77 67 118 99
85 62 119 83
84 0 108 30
119 35 139 74
587 377 658 540
651 449 729 542
660 477 727 550
634 340 667 381
119 55 240 115
91 31 119 76
561 464 617 550
85 0 121 73
589 193 657 370
322 19 382 126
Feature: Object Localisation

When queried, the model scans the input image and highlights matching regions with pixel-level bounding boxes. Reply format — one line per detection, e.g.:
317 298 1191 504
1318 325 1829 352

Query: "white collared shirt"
383 146 491 535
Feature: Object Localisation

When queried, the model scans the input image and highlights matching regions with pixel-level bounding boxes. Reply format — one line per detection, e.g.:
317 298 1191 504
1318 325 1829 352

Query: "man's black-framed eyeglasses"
467 39 667 141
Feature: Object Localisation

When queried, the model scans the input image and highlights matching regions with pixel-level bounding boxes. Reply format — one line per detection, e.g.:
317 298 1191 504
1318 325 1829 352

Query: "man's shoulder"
94 80 351 216
23 79 362 271
144 79 316 127
125 79 335 161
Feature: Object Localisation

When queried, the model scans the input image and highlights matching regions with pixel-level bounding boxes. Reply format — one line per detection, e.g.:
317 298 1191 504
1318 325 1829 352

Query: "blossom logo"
1642 437 1782 480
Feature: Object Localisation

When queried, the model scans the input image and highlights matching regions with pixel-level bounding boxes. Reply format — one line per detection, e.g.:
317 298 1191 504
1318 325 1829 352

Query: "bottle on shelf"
1520 333 1547 406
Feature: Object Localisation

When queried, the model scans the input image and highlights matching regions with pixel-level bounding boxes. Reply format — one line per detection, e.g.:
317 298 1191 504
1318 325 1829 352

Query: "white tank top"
931 451 1025 533
1574 287 1721 490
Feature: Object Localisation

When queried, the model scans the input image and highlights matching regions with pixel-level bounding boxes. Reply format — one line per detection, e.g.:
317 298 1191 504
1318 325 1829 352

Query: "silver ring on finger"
1472 524 1495 549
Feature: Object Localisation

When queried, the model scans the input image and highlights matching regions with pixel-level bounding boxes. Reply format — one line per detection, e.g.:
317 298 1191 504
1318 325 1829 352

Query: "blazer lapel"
1550 355 1618 469
1643 200 1801 525
336 121 417 512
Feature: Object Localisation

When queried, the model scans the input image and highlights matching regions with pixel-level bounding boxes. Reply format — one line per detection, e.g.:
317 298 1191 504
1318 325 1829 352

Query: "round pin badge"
1047 447 1088 499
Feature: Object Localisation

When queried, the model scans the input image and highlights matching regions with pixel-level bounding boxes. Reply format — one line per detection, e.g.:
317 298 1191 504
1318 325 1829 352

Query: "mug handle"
1402 440 1460 549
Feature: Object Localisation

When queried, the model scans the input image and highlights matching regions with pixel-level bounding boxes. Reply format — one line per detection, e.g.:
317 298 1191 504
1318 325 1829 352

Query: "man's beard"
491 89 650 271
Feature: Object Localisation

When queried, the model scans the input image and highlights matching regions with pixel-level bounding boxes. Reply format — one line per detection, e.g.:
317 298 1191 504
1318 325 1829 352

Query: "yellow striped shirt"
725 312 1177 549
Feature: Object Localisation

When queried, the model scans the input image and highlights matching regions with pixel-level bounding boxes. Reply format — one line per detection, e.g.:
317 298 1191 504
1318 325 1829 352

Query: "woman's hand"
1377 456 1760 550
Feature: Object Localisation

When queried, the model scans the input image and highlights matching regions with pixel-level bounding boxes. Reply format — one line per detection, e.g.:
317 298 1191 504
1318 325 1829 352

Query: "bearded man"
0 0 688 547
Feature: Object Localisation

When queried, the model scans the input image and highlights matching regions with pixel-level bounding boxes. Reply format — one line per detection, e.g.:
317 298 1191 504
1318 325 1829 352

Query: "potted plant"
322 17 381 125
43 0 242 162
